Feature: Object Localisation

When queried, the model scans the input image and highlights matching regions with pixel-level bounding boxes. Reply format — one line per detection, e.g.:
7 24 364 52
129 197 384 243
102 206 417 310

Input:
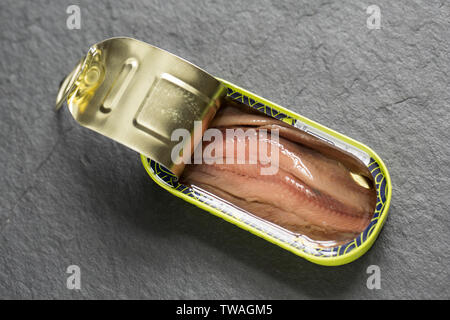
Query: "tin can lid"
56 37 226 177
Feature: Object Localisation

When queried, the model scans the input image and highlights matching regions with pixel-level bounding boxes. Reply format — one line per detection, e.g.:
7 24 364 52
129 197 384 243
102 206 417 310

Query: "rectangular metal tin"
141 79 392 266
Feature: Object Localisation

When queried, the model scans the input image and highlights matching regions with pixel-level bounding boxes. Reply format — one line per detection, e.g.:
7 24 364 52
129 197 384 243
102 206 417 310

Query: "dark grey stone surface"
1 0 449 299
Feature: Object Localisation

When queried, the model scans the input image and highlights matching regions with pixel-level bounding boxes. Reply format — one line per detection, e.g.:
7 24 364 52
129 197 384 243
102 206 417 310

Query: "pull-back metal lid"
56 37 226 177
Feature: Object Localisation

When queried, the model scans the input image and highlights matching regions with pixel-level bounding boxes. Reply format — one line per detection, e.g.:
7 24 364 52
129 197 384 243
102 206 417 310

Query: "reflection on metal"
56 37 226 177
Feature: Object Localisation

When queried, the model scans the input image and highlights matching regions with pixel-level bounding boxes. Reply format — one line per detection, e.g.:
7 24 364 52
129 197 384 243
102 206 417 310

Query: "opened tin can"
57 37 391 266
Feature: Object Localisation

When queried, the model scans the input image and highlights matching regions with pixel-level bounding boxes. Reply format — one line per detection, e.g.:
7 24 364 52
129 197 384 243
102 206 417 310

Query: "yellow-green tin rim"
141 79 392 266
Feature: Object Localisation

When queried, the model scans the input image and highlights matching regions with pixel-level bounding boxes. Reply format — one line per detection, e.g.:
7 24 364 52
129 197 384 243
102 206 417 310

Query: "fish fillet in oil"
181 99 377 246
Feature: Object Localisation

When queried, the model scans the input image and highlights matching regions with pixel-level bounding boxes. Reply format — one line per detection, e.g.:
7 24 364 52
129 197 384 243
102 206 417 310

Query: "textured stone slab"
0 0 449 299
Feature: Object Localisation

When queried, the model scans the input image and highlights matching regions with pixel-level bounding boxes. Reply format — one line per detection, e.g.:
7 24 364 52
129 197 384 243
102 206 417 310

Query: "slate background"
1 0 449 299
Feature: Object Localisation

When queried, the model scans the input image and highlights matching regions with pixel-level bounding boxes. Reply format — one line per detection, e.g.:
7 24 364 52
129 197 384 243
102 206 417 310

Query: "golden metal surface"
56 37 226 176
